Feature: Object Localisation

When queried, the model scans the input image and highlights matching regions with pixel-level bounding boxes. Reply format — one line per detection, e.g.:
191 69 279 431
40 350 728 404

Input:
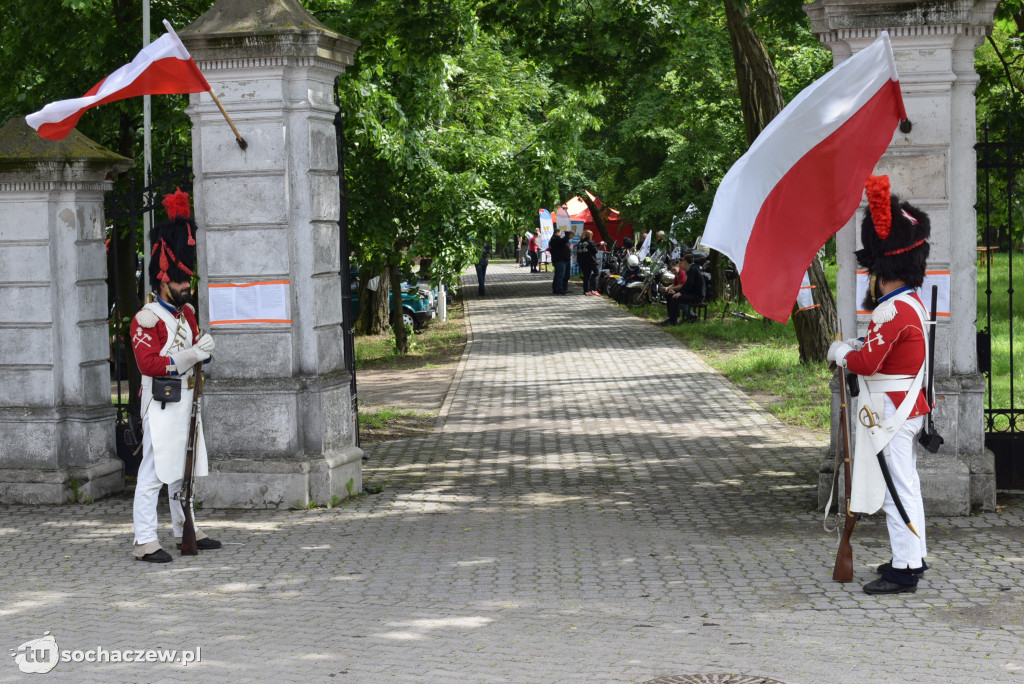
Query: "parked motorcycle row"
597 247 713 308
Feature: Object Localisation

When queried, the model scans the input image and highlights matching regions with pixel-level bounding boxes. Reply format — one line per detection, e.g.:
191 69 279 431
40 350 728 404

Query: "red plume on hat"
161 187 191 221
855 174 931 294
864 175 892 239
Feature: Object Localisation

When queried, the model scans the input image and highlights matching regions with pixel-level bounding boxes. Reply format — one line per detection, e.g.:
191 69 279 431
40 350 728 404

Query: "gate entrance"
976 123 1023 488
105 161 192 477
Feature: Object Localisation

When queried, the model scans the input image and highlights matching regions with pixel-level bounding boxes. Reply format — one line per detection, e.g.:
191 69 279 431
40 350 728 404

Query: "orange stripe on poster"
210 318 292 325
208 280 290 288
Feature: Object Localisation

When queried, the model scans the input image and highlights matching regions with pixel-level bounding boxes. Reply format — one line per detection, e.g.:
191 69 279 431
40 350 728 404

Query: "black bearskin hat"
148 188 198 291
855 175 930 295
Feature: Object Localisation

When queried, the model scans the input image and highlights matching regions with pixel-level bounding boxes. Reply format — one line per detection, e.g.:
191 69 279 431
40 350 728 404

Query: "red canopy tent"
562 191 633 246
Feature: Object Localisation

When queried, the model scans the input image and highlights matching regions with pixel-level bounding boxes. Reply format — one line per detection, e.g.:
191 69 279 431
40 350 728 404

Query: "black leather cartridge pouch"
152 377 181 409
918 421 944 454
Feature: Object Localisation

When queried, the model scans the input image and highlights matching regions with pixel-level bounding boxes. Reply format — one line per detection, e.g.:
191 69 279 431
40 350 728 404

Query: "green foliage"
0 0 211 166
976 25 1024 250
319 0 599 292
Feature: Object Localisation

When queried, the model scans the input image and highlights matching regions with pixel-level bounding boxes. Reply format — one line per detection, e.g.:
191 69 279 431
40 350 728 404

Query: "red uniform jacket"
130 302 201 378
843 291 930 417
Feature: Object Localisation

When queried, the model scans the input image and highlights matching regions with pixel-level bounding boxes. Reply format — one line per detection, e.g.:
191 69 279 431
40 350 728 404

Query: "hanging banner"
536 210 552 248
539 208 554 263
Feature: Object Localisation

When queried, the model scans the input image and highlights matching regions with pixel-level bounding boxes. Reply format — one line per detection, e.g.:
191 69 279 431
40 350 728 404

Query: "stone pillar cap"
181 0 359 65
0 117 131 174
805 0 1000 33
182 0 333 36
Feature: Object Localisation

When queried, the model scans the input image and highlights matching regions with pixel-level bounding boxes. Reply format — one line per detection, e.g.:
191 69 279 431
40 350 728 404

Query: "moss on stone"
181 0 335 37
0 117 131 168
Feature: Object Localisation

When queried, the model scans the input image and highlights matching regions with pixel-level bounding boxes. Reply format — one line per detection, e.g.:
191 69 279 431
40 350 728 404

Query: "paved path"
3 261 1024 683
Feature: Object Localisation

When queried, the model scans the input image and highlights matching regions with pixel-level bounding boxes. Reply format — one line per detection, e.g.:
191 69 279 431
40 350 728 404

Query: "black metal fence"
105 160 192 476
335 77 360 447
976 122 1022 488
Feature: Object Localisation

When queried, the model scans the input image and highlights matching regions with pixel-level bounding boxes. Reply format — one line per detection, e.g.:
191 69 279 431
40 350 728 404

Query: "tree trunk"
356 265 390 335
581 191 615 246
791 257 838 363
389 259 410 354
724 0 834 362
723 0 784 144
709 250 724 303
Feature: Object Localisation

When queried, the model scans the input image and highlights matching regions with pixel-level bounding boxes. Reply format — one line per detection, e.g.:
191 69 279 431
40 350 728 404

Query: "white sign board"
209 280 291 325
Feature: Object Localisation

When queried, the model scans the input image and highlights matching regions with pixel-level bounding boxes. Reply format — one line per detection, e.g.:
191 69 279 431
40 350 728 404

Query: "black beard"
170 289 192 308
860 274 881 311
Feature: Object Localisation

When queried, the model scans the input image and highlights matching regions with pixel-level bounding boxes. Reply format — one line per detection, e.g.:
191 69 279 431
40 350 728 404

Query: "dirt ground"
355 301 467 444
356 365 460 443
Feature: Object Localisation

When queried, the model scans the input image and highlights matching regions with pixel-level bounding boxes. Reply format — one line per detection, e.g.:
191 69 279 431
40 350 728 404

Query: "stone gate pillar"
179 0 361 508
0 118 131 503
805 0 999 514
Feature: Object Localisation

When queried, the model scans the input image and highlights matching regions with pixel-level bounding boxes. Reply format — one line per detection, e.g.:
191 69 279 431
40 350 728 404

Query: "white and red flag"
26 21 209 141
701 32 906 323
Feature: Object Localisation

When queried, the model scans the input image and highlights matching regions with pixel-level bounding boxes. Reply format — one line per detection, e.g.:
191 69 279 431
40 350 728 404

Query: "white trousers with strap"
133 409 201 545
880 396 927 570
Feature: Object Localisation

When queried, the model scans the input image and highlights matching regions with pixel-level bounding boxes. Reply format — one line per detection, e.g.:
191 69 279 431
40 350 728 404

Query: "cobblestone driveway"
2 262 1022 683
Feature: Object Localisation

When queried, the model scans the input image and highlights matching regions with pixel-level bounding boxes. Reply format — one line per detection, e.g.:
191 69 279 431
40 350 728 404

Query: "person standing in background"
577 230 600 296
528 230 540 273
548 227 570 294
475 241 491 296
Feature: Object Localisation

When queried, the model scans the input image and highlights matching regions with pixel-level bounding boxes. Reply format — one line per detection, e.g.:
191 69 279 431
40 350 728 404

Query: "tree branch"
988 35 1020 97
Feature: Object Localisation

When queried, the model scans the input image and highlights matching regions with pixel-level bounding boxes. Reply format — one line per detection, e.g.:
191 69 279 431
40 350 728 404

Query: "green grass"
624 297 833 431
977 252 1024 415
358 407 432 429
355 297 467 371
609 252 1023 432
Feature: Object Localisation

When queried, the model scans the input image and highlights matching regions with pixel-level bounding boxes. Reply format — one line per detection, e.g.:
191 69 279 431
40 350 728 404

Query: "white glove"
827 340 853 367
170 346 210 371
195 333 215 354
844 337 863 351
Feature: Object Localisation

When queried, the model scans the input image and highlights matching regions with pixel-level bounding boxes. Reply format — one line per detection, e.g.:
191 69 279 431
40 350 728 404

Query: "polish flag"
26 21 209 141
701 32 906 323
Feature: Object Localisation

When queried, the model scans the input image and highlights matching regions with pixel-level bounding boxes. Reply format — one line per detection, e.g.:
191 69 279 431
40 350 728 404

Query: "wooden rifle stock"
179 361 204 556
832 355 857 582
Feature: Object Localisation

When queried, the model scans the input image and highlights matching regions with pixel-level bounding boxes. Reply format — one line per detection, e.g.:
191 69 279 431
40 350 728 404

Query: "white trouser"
133 409 199 545
880 396 927 569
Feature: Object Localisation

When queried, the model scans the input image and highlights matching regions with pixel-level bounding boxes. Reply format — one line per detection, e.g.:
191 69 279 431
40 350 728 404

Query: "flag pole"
159 20 247 151
207 89 248 150
142 0 152 299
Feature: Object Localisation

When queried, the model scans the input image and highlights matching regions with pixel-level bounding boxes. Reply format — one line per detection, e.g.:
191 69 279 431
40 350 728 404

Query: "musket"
832 331 858 583
178 359 204 556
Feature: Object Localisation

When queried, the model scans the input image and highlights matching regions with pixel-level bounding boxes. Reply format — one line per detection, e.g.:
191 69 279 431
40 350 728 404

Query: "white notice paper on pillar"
208 280 291 325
